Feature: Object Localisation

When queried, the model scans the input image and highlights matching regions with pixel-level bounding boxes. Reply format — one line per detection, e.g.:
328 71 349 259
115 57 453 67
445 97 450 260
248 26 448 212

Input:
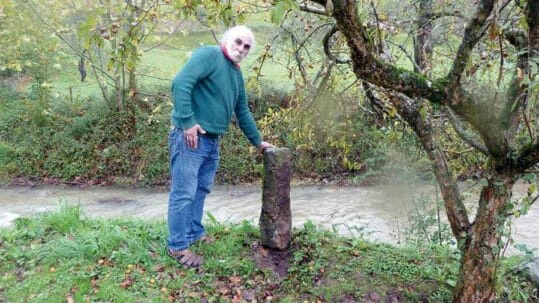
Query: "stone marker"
259 147 292 250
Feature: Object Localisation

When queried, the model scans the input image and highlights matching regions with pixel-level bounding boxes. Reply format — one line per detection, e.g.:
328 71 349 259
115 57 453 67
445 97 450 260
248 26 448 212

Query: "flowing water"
1 181 537 256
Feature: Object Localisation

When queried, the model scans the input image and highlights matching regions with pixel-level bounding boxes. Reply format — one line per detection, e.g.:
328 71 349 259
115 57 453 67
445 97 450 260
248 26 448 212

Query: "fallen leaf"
228 275 242 286
219 286 230 295
120 278 133 289
65 293 75 303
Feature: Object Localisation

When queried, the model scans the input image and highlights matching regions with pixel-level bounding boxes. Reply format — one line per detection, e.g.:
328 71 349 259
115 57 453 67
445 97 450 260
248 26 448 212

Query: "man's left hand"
257 141 274 153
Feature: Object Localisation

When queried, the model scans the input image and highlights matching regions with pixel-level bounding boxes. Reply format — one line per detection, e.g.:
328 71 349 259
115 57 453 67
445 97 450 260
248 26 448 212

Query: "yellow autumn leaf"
488 23 500 40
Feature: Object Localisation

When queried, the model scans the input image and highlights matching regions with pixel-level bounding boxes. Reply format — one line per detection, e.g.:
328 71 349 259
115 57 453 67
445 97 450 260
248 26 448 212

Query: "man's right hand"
184 124 206 149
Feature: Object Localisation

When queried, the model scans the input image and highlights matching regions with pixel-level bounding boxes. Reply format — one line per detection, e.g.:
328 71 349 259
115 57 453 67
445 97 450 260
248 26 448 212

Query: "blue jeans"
167 128 220 251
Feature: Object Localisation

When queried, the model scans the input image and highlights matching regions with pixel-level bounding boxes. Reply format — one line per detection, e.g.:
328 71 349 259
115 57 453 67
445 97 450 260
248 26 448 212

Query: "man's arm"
234 77 274 152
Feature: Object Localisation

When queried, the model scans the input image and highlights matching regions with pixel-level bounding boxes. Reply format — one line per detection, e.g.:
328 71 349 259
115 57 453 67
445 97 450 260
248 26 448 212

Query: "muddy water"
1 182 537 256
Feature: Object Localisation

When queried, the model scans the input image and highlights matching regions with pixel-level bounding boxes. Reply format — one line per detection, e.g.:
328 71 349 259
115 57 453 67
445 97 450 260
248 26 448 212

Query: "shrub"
0 82 430 185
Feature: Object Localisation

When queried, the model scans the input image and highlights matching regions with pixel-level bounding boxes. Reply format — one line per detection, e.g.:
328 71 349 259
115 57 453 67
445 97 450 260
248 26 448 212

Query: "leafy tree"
272 0 538 301
17 0 247 134
0 0 60 98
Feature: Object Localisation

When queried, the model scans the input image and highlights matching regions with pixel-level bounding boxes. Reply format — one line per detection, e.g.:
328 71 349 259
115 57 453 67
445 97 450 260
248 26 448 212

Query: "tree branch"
21 0 115 82
513 141 539 173
143 20 186 52
282 21 332 89
527 0 539 69
445 0 495 93
330 0 446 103
431 11 464 20
388 93 471 241
444 107 489 155
499 3 538 144
386 40 421 72
322 24 351 64
299 3 327 15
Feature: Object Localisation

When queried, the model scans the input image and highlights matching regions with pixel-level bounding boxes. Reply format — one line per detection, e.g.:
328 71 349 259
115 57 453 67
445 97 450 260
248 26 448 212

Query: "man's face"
224 33 252 64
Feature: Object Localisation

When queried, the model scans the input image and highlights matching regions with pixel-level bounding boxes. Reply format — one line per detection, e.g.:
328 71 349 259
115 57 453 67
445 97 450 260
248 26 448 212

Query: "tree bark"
452 175 515 302
528 0 539 61
414 0 433 73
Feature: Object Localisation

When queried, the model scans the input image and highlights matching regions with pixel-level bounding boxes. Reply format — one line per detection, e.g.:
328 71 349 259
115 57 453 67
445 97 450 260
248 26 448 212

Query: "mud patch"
251 242 291 278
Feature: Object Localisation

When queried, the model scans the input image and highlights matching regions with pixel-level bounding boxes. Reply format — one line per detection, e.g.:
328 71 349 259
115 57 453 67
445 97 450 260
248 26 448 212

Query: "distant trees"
0 0 60 101
3 0 243 135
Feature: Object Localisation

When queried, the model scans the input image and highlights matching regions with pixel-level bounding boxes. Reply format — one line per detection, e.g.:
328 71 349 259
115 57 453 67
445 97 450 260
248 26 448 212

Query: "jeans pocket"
169 129 184 156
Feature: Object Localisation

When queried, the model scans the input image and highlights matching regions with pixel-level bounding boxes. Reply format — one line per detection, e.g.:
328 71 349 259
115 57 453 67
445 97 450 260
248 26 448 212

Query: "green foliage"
0 78 433 185
0 0 60 76
217 125 262 184
0 141 17 182
0 88 171 184
1 206 535 302
254 84 430 181
496 255 539 303
405 190 454 246
271 0 299 24
257 91 366 178
283 221 454 301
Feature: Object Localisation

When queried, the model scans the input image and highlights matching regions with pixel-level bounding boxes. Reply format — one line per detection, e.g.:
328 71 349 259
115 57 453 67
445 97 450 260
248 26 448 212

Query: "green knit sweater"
171 46 262 146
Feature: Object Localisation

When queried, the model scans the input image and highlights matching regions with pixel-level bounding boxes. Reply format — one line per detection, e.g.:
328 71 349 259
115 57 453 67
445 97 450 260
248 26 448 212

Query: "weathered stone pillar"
259 148 292 250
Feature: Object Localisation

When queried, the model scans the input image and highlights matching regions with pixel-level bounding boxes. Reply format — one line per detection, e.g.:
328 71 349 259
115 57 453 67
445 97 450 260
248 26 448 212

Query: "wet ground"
1 181 537 256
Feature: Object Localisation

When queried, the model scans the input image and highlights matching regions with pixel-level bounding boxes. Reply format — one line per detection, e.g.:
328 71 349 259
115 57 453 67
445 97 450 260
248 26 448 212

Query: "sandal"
167 248 203 268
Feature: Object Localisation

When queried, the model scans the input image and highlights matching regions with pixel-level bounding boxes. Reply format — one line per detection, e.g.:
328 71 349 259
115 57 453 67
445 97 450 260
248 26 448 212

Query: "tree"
277 0 538 301
19 0 245 134
0 0 61 100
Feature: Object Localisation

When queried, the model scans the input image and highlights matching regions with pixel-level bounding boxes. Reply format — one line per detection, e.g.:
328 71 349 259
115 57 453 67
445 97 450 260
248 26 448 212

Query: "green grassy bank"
0 205 536 302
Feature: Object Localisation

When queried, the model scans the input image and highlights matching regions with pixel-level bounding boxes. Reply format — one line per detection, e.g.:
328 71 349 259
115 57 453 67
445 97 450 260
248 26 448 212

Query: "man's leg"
167 129 203 252
187 137 220 245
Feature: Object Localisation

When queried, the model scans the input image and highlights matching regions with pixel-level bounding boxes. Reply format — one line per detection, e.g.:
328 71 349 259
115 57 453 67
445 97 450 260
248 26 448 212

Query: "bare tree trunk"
529 0 539 60
111 36 124 111
126 69 137 136
452 175 515 302
129 70 137 100
115 75 123 111
414 0 433 73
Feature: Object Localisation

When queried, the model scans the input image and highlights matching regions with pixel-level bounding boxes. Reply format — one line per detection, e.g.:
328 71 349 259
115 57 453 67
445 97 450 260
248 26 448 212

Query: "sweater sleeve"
171 47 214 129
235 75 262 146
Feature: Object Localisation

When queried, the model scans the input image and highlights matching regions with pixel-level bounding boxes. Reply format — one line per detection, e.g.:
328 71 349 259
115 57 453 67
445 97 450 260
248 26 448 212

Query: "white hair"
220 26 255 50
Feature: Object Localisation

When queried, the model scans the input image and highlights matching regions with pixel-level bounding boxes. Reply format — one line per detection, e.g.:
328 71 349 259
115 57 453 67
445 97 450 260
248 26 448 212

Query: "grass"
0 205 536 302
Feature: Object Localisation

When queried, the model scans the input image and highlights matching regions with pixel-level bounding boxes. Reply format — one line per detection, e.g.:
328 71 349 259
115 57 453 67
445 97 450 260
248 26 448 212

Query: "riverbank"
1 181 537 257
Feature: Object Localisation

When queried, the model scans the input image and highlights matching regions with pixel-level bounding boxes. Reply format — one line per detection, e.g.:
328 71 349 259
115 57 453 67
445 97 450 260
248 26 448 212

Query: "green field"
48 27 292 102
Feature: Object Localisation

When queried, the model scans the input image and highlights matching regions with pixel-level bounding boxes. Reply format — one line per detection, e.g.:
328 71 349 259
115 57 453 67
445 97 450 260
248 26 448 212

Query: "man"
167 25 273 268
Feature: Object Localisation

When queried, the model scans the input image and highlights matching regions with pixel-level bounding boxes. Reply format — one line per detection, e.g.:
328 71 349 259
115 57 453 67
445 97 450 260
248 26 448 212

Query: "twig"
385 40 421 72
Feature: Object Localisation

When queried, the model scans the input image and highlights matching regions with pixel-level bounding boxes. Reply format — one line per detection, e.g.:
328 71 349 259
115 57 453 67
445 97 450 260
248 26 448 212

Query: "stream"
1 181 537 256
